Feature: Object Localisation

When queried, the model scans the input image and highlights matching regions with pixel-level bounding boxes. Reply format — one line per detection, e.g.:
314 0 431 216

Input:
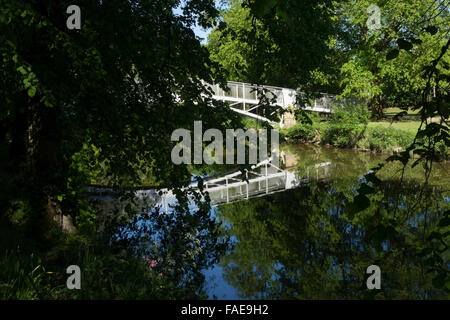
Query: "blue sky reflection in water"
118 144 449 299
199 145 450 299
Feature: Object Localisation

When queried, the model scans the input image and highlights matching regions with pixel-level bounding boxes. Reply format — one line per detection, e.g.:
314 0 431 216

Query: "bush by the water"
281 122 316 142
330 102 370 125
363 126 414 152
282 103 417 153
321 123 367 148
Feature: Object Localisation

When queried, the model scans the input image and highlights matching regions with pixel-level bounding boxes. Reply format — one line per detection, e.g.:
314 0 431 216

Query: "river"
201 144 449 299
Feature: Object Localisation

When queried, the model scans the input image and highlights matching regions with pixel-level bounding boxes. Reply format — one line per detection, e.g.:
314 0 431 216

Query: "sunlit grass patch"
368 121 421 134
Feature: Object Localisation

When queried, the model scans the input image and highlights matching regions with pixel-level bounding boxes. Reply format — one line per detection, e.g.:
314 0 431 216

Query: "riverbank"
280 118 448 159
281 121 414 153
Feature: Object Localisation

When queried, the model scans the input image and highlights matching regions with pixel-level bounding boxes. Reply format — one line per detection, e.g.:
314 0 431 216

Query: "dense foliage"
282 105 419 153
335 0 450 118
0 0 448 299
0 0 232 299
207 0 335 91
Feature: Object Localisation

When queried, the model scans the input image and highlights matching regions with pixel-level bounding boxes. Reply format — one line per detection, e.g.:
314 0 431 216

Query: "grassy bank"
282 121 416 153
280 105 447 158
367 121 421 134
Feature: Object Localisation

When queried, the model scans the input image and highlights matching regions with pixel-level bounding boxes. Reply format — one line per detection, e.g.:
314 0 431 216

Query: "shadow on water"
203 144 449 299
114 144 448 299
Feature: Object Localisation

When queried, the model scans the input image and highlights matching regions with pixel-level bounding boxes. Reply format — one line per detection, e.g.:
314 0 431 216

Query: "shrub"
0 240 198 300
331 103 370 125
366 126 414 152
282 103 422 154
282 122 316 142
294 109 321 124
318 103 370 148
321 123 366 148
0 251 49 300
434 140 449 161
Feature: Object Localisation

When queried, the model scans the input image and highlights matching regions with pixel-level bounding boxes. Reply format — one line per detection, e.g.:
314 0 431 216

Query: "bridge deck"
207 81 339 113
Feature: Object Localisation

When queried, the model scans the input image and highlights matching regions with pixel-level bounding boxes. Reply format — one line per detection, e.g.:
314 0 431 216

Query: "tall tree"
0 0 229 232
335 0 450 118
207 0 336 91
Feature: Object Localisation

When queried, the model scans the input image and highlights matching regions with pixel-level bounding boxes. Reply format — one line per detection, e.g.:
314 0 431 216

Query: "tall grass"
0 250 49 299
281 104 419 153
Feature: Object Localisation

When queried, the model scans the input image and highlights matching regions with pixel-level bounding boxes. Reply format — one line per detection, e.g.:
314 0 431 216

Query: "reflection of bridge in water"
86 158 333 214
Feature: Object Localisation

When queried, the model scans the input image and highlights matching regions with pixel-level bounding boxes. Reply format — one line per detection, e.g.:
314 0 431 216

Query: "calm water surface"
203 144 450 299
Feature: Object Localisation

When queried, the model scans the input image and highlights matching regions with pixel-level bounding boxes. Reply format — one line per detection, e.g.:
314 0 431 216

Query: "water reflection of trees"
283 144 449 190
218 180 449 299
111 195 231 299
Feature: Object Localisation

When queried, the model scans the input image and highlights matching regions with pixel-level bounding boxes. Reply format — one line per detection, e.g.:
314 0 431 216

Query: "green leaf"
27 87 36 97
23 79 30 89
365 173 382 185
424 26 438 35
251 0 277 17
432 273 446 289
386 49 399 61
17 66 27 75
397 38 412 51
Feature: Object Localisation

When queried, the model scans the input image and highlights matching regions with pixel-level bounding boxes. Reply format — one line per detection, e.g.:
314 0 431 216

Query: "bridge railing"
204 80 366 113
312 93 342 111
206 81 284 107
208 81 339 111
296 92 367 113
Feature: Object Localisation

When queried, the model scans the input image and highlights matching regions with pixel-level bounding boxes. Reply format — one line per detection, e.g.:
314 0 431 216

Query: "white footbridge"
205 81 343 126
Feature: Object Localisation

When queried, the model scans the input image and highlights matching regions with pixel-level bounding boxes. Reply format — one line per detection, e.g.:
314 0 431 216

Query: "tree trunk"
10 92 30 170
33 100 75 232
21 97 76 234
370 96 384 120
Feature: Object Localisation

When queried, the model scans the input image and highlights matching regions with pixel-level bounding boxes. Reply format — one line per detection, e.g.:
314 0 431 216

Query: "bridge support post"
246 171 249 199
282 107 297 129
285 170 288 189
265 163 268 194
242 83 246 111
226 177 229 203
